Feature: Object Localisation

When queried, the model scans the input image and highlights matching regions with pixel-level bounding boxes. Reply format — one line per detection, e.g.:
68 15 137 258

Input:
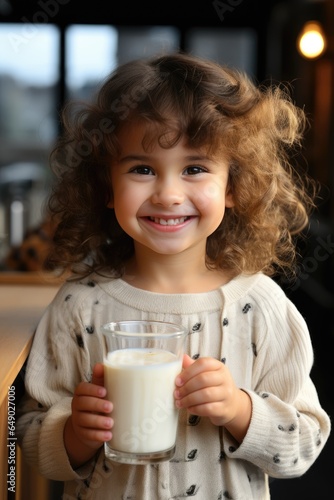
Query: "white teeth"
150 217 188 226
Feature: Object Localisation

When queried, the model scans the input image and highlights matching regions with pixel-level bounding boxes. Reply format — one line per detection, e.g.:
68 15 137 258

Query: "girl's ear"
107 198 114 209
225 188 234 208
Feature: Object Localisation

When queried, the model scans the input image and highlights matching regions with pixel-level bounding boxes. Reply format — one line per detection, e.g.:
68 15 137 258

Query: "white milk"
104 348 182 454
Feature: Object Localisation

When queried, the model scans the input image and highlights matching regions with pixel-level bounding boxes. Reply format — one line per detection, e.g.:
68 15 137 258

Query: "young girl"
17 52 330 499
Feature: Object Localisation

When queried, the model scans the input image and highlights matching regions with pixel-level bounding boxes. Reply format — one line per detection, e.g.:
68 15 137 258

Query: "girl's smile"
141 215 195 231
109 121 234 261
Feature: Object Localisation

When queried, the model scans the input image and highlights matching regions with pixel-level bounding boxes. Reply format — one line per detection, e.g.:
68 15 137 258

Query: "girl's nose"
151 179 185 207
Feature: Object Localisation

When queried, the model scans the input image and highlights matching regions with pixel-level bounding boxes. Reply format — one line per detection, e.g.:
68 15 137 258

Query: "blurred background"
0 0 333 498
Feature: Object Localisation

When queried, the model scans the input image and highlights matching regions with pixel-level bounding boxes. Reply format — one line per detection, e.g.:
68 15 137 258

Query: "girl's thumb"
91 363 105 386
182 354 195 369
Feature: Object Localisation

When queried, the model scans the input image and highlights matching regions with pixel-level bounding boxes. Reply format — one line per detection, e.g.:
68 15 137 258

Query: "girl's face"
109 121 234 260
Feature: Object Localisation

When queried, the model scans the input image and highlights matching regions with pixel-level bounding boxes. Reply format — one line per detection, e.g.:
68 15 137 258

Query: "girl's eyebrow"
184 155 214 162
118 154 215 163
118 154 151 163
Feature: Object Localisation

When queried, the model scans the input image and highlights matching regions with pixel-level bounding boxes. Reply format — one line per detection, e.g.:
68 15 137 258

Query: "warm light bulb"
298 21 326 59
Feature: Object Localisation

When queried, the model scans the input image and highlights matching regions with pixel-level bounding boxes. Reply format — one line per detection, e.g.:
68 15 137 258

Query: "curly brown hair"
46 51 317 279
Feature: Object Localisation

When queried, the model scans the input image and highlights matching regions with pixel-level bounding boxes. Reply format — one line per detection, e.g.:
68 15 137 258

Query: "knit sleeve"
16 281 99 481
223 279 331 478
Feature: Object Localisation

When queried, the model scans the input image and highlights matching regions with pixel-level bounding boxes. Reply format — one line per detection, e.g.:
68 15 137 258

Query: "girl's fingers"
91 363 105 386
176 357 222 387
175 367 225 401
75 381 107 398
181 401 223 418
72 394 113 414
182 354 195 370
78 428 113 445
179 370 223 394
175 386 223 409
74 412 113 431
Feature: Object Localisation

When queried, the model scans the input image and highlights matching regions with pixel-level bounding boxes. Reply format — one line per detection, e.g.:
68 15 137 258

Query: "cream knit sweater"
17 272 331 499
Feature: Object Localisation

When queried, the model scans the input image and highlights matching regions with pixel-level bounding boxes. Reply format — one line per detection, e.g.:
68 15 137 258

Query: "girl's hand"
174 355 252 443
64 363 114 468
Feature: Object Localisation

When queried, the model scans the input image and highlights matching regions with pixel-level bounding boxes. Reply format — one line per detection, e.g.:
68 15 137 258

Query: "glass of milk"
102 320 187 464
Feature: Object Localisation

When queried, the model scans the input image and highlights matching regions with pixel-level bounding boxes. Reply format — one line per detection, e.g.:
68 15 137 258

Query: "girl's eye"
183 165 207 175
130 165 154 175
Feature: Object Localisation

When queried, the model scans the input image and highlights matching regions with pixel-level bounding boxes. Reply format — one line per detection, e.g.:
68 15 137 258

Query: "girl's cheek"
193 183 223 210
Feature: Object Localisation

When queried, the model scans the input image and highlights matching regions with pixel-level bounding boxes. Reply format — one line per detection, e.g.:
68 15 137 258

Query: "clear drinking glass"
102 320 187 464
